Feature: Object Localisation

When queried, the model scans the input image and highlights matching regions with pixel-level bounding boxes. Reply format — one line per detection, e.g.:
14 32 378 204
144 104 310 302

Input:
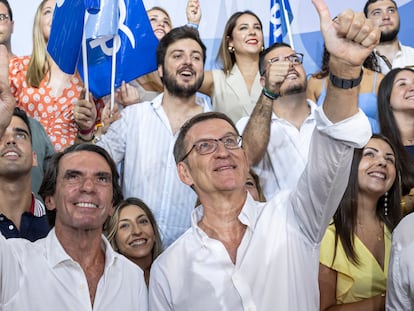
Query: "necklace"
357 221 384 241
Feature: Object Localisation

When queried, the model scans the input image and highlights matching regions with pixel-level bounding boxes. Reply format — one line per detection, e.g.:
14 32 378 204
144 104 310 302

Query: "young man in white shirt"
364 0 414 74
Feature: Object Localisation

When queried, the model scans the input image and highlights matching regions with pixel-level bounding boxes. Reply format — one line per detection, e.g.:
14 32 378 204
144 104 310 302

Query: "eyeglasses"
0 13 10 24
180 134 243 162
268 53 304 65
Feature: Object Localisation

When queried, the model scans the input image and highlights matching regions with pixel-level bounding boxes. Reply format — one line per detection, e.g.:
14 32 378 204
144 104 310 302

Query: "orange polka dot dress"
9 56 103 151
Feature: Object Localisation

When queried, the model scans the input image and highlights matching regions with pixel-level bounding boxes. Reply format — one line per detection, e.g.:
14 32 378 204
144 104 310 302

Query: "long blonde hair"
27 0 50 88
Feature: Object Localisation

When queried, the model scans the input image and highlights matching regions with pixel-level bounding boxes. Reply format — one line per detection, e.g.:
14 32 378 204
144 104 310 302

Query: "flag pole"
281 0 294 50
82 11 89 101
110 36 118 112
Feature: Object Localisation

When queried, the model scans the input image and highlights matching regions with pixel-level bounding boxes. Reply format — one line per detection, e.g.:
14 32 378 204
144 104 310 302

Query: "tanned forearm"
242 93 273 166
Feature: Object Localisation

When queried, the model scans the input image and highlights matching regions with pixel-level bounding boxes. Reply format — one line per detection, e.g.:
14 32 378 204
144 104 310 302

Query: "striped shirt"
98 93 211 247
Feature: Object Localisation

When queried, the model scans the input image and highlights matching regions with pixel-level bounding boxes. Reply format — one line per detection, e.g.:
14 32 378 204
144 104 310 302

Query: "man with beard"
0 107 50 241
364 0 414 74
97 26 210 247
236 43 316 200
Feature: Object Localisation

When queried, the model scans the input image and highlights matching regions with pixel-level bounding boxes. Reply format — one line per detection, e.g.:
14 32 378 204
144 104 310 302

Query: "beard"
380 22 400 43
282 76 307 96
162 66 204 99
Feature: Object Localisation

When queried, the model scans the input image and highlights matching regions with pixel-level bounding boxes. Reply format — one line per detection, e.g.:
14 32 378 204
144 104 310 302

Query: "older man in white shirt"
148 1 378 310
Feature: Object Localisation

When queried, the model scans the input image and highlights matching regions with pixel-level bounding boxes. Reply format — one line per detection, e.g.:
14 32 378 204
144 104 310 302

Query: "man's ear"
32 151 38 167
260 75 266 87
177 162 194 187
157 64 163 79
45 196 56 211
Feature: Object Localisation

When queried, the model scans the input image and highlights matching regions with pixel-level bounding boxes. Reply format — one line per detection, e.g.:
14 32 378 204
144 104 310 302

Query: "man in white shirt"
148 0 377 309
0 66 148 311
237 42 315 200
387 213 414 310
97 26 210 247
364 0 414 74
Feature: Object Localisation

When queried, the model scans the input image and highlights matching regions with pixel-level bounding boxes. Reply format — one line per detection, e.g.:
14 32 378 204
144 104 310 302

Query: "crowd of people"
1 0 414 310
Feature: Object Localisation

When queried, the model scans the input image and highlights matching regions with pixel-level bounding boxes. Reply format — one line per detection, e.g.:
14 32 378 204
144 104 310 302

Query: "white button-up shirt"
98 93 211 247
375 42 414 74
237 100 317 200
149 107 371 311
386 213 414 310
0 229 148 310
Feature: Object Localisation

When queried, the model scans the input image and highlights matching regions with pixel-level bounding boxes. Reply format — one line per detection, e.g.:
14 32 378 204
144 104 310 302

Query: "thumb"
312 0 332 25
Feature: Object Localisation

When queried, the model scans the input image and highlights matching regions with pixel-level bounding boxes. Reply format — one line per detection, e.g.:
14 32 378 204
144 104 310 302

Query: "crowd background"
9 0 414 77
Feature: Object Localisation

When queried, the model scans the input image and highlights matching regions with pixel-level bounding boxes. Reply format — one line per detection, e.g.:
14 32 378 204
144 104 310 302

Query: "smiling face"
228 13 263 56
0 116 35 179
114 205 155 266
262 46 307 96
366 0 400 42
159 38 204 98
148 8 172 40
46 151 114 232
358 138 396 199
389 69 414 113
178 118 249 197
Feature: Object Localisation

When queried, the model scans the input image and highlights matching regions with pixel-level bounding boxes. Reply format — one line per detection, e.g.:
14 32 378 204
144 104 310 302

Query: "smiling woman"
104 197 163 287
319 134 402 310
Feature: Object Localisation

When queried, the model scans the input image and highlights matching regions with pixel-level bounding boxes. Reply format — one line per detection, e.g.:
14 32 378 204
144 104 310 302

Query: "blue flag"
78 0 159 98
47 0 89 75
269 0 294 44
47 0 159 99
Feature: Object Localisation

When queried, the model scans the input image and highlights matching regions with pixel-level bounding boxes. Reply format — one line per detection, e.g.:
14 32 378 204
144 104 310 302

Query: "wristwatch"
329 69 363 89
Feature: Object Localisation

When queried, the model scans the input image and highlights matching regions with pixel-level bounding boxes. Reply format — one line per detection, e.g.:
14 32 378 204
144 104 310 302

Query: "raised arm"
240 50 291 165
0 45 15 138
292 0 377 243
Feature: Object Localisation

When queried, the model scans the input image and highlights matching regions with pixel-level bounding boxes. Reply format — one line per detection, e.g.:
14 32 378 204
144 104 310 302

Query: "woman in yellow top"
319 134 401 310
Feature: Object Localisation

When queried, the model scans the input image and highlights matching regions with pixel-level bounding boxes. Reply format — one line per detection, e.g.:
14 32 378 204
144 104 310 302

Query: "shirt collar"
46 229 117 269
191 193 263 244
152 92 208 110
272 99 317 121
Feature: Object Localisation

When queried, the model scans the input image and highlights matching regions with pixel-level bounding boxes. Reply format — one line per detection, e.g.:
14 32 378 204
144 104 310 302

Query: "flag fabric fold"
269 0 294 45
47 0 159 99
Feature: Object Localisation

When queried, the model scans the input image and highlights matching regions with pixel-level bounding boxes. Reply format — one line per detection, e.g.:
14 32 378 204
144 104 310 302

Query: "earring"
228 46 235 53
384 192 388 216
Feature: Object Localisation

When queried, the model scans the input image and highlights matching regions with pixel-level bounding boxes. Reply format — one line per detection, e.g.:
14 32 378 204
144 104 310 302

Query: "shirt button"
8 224 14 230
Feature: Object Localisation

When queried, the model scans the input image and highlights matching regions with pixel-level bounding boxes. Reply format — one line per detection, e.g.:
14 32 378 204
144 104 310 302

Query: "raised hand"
73 88 97 131
115 81 140 107
186 0 201 25
312 0 380 68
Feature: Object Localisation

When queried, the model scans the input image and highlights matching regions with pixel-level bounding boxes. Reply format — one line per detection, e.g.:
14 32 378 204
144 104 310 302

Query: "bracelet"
262 87 279 100
187 22 199 29
78 125 95 135
329 69 363 89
